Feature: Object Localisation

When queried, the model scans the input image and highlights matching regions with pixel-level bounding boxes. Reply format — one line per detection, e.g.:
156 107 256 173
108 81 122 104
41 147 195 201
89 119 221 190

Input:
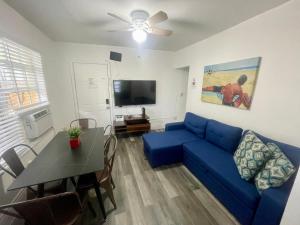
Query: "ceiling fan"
107 10 172 43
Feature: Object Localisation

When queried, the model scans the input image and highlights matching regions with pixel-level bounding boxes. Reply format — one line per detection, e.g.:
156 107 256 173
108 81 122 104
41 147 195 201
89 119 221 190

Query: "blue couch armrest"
252 184 291 225
165 122 185 131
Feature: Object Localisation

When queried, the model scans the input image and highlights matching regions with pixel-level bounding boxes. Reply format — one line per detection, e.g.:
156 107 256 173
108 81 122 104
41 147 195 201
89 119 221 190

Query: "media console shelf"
114 114 150 135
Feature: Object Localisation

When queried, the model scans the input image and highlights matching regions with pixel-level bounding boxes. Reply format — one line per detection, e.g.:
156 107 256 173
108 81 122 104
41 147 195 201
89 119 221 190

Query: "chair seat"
26 180 66 199
143 129 199 149
77 173 95 190
183 140 260 209
44 180 66 192
39 180 66 192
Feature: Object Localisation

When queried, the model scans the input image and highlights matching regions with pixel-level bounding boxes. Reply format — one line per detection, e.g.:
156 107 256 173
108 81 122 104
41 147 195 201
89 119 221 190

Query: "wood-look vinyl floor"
82 135 240 225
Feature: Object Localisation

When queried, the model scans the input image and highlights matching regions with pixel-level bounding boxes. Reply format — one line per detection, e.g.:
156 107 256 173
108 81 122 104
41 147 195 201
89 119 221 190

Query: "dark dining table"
8 127 106 218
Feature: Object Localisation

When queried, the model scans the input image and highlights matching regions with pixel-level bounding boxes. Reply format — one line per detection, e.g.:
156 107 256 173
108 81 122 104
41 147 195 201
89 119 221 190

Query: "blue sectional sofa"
143 112 300 225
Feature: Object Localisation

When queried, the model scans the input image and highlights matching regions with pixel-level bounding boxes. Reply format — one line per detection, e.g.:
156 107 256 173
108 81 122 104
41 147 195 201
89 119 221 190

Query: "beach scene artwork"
201 57 261 110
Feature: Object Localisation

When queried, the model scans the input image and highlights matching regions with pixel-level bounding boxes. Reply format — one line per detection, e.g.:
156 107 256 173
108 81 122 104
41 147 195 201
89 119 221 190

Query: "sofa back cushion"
184 112 208 138
205 120 242 154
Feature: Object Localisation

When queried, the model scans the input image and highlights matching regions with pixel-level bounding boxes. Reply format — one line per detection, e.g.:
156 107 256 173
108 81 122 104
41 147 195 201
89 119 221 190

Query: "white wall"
173 1 300 224
174 0 300 148
0 0 61 130
0 1 58 224
54 42 186 130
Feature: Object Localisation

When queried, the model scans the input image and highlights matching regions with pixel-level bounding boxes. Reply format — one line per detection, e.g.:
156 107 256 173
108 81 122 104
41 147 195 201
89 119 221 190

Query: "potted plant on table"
68 127 81 149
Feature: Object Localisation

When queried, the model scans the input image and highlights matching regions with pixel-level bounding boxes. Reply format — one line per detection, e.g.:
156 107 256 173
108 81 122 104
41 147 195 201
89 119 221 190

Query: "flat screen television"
113 80 156 106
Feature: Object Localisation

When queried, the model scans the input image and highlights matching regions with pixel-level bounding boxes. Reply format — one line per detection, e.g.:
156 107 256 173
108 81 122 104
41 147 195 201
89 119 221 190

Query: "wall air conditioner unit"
23 108 53 139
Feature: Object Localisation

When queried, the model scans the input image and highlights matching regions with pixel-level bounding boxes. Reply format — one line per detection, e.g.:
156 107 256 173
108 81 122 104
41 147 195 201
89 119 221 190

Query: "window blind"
0 38 48 164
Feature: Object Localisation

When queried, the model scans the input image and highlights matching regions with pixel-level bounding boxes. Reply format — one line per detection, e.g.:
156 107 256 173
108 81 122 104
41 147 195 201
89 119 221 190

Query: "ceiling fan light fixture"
132 29 147 43
108 10 172 42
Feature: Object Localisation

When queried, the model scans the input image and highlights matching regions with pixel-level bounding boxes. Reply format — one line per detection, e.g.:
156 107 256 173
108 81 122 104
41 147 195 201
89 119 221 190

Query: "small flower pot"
69 137 80 149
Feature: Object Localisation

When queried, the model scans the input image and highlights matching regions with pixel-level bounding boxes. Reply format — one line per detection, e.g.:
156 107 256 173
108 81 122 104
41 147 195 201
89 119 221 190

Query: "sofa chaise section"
143 112 208 167
143 129 199 167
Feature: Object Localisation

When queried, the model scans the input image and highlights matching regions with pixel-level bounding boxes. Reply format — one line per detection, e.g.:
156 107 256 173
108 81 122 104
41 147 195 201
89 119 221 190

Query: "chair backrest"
104 124 112 136
70 118 97 130
104 134 117 162
0 144 37 178
99 135 118 182
104 134 112 157
0 192 82 225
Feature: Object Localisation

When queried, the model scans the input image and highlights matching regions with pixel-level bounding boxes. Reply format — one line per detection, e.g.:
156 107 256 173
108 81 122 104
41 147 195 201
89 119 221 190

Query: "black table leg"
87 200 97 217
93 174 106 219
37 183 44 197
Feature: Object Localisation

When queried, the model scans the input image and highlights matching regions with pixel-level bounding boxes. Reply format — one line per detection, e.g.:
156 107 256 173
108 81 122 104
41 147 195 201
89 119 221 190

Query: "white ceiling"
5 0 289 51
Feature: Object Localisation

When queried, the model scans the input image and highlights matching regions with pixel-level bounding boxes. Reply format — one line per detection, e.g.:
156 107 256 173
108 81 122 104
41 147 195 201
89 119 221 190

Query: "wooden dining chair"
0 144 36 178
0 192 84 225
0 144 66 198
77 135 118 209
104 134 117 188
70 118 97 130
96 137 118 209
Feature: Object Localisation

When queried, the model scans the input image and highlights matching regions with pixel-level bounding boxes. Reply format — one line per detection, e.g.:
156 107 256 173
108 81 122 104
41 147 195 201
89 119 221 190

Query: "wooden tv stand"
114 114 150 135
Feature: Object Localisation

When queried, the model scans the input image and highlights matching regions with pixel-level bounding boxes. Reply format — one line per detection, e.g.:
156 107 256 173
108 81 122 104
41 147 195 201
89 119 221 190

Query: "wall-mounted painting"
201 57 261 110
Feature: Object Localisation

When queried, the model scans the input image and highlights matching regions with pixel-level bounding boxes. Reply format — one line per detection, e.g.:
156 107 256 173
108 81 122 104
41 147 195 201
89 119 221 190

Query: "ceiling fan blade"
149 27 172 36
147 11 168 25
107 12 132 25
107 27 134 32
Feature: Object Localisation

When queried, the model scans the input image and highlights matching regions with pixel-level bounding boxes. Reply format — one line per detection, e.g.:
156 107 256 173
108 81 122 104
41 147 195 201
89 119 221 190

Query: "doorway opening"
175 66 189 121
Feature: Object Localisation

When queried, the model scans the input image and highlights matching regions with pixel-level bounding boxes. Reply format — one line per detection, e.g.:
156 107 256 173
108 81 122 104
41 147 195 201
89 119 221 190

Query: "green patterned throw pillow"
255 143 296 192
234 131 272 180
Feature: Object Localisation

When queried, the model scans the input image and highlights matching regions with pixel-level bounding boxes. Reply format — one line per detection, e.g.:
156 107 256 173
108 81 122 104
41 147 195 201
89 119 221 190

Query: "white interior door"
73 63 111 128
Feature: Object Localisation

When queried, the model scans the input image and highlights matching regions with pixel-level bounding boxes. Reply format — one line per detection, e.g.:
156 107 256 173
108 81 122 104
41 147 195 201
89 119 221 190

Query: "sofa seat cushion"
143 130 199 167
184 112 208 138
183 140 260 209
144 129 199 149
205 120 242 154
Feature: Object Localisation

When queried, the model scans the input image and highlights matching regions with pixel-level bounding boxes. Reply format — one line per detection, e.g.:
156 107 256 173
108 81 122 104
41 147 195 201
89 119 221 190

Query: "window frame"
0 38 49 168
